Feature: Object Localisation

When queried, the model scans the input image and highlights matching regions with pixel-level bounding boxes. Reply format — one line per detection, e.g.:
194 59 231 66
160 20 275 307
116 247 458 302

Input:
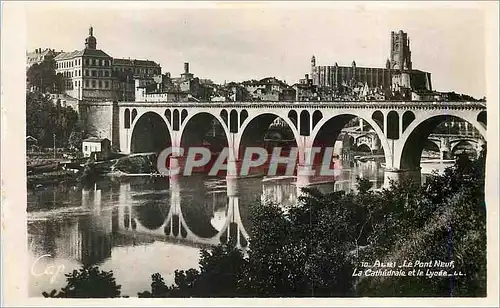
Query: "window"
98 80 102 88
104 81 109 88
92 80 96 88
79 70 81 76
104 71 109 77
85 58 89 65
85 80 89 87
98 70 102 77
84 146 88 151
91 70 97 77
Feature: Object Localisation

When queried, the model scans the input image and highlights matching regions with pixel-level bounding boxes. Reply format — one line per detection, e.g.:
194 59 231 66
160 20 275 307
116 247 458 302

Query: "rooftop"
113 58 161 67
83 137 110 143
54 48 111 61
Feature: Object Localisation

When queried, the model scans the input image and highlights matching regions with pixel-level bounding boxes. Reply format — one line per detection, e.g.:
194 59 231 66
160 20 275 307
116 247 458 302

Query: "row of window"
57 58 111 69
60 69 111 78
67 79 110 89
113 66 160 75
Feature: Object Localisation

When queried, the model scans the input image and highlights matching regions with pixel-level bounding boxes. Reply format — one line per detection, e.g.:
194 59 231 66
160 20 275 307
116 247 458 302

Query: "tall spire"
89 26 93 36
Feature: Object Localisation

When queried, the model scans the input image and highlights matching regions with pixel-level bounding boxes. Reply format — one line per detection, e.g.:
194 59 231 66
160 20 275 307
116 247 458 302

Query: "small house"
26 135 39 152
82 138 111 160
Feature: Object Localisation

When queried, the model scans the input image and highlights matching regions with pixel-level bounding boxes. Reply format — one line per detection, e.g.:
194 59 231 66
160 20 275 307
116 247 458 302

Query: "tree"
139 244 248 297
26 91 79 148
356 153 486 296
27 58 63 93
42 266 121 298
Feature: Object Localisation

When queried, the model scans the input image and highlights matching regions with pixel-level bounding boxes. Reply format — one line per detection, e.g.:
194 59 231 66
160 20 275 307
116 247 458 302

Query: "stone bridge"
338 127 486 159
81 100 487 184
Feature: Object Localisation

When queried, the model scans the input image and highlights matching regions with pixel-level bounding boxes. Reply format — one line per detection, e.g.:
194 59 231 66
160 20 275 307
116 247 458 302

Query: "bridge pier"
383 168 421 188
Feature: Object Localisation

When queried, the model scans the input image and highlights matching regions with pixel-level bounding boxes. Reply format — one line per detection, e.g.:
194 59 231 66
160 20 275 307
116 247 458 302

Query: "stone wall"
79 101 119 149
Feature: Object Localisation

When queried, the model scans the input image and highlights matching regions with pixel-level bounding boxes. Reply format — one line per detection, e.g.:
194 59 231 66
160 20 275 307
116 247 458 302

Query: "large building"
309 30 432 99
52 27 163 102
54 27 114 101
112 58 162 101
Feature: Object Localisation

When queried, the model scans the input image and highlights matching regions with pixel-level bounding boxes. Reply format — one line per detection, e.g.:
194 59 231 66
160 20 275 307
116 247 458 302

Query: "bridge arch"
230 109 238 133
312 110 323 130
451 139 480 157
356 143 372 153
310 113 390 165
130 111 172 153
179 111 230 150
299 110 311 136
402 111 415 133
164 109 171 125
387 111 399 139
124 108 131 129
181 109 188 125
424 139 441 153
237 112 300 161
240 110 248 126
372 110 384 131
288 110 298 129
173 109 180 131
220 109 228 126
399 113 486 170
477 110 487 127
131 108 138 124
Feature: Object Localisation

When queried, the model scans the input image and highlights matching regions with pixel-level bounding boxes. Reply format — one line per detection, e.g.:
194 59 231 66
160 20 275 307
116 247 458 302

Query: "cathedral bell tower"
85 26 97 50
390 30 412 93
310 55 316 85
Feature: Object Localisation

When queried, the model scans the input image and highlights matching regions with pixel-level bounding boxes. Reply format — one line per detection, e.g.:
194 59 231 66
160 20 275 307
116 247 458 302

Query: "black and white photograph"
1 1 499 306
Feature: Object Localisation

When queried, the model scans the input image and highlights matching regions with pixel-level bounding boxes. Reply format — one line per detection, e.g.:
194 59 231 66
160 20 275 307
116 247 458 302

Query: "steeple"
85 26 97 50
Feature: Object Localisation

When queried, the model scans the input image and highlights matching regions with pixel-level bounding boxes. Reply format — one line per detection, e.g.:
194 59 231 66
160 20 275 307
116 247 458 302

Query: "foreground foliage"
42 266 121 298
26 92 80 148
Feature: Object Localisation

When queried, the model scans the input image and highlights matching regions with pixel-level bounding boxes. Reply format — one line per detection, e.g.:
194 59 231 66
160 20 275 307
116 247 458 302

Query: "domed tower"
85 26 97 50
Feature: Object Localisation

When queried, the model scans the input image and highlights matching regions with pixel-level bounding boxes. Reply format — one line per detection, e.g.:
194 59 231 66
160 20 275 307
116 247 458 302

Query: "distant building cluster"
27 28 482 104
300 30 434 101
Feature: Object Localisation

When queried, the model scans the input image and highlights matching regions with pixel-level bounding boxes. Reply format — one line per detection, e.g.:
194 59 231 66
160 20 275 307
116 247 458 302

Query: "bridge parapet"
117 101 486 110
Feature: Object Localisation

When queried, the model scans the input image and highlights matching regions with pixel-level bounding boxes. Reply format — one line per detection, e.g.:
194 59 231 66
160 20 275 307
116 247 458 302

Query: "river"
27 157 449 297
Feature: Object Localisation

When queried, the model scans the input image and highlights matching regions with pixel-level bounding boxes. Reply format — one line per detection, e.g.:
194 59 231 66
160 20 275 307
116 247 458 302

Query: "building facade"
112 58 162 101
53 27 163 102
54 27 115 101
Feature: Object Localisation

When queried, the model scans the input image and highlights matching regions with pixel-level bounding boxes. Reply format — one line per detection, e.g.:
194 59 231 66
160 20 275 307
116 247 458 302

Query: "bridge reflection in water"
27 159 394 296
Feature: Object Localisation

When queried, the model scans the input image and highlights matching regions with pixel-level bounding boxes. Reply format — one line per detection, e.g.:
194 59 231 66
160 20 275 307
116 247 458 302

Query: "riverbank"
27 169 80 187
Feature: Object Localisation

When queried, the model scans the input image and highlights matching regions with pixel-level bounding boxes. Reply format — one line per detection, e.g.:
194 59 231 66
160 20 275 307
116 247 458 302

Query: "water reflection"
27 158 406 296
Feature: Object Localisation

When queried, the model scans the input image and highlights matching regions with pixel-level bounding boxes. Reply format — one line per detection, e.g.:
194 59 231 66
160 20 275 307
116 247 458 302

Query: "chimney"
305 74 309 80
184 62 189 74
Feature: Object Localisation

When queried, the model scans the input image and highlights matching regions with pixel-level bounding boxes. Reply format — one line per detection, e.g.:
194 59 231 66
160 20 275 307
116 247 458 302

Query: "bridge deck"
115 101 486 109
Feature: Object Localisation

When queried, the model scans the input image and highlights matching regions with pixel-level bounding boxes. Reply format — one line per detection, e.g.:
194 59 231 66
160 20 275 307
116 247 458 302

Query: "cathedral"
308 30 433 98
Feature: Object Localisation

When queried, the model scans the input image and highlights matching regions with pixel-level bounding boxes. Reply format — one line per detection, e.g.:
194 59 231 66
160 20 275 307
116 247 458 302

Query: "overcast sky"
24 2 487 98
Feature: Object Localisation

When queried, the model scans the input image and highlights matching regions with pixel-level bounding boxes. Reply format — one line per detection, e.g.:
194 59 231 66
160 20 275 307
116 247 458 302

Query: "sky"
24 2 488 98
